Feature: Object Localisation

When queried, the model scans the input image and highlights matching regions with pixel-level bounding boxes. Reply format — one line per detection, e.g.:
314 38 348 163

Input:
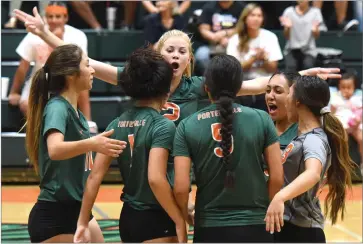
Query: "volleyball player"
172 54 284 242
25 44 126 243
265 76 356 242
74 47 187 243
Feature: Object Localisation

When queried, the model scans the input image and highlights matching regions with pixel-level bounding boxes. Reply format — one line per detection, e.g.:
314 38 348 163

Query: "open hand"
14 7 46 36
91 129 127 157
300 67 342 80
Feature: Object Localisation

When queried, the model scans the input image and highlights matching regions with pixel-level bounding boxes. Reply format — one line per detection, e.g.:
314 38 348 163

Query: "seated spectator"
7 1 94 131
227 3 282 111
144 1 184 46
330 72 362 165
280 0 327 73
194 1 245 75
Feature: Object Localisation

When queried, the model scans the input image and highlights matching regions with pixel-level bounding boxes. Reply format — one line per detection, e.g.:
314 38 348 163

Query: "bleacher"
1 29 362 182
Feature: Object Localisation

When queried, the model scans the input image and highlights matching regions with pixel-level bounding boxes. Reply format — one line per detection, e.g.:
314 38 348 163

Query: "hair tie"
219 91 234 98
320 106 331 115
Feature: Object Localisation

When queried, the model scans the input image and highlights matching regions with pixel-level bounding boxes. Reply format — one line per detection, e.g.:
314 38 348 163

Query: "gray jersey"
282 128 331 229
282 6 327 57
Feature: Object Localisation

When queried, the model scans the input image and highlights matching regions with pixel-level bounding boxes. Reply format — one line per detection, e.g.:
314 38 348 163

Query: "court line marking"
325 220 362 241
92 204 110 219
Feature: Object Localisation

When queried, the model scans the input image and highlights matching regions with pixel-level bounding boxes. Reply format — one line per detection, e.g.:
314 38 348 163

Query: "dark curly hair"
118 47 173 100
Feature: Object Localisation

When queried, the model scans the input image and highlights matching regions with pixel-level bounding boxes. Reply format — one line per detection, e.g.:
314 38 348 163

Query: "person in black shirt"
194 1 245 75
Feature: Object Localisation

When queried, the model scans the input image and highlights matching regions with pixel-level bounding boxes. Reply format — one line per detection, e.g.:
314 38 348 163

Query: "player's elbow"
148 172 166 188
173 179 189 197
48 146 61 161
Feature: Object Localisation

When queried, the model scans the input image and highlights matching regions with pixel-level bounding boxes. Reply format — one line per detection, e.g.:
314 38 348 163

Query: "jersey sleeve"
302 134 329 166
260 111 279 148
105 118 119 140
173 120 190 157
151 119 176 151
42 100 69 136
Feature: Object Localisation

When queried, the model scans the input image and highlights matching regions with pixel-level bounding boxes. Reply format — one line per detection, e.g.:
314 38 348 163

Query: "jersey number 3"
162 102 181 121
211 123 234 158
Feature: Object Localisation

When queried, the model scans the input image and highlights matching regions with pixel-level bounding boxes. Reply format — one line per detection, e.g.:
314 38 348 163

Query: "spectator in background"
4 0 50 29
313 1 350 30
330 72 362 165
227 3 283 111
142 1 191 16
280 0 327 73
8 1 94 129
194 1 245 75
69 1 102 30
144 1 184 46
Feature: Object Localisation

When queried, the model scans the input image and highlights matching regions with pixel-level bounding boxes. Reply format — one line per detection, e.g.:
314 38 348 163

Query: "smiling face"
265 74 291 122
159 36 191 78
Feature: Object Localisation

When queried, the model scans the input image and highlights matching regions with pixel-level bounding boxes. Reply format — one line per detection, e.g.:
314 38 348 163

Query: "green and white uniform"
106 106 176 210
173 103 278 227
38 96 92 202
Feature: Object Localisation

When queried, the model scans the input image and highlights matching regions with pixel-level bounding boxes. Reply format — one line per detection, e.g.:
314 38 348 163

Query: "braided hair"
204 54 243 188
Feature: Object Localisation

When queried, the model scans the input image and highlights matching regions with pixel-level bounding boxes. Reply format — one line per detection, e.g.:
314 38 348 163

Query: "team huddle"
14 5 356 244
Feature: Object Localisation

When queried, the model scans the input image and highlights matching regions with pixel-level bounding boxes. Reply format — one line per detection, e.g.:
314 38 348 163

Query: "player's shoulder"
43 96 70 116
154 114 176 130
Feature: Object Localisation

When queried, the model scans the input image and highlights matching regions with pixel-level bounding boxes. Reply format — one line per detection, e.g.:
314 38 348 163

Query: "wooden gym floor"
2 184 362 243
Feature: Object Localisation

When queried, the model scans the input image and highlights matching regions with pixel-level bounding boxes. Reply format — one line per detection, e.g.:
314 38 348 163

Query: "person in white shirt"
8 1 92 126
227 3 283 111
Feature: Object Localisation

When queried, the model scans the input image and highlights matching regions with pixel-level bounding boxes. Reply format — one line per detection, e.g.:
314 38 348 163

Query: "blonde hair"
235 3 263 53
154 30 194 78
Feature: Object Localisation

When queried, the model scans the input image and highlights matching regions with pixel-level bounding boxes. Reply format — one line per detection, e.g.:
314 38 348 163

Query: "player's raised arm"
237 67 342 96
14 7 118 85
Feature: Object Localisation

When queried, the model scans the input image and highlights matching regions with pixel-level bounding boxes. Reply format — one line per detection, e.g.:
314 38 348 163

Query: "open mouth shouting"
171 62 180 72
267 103 278 116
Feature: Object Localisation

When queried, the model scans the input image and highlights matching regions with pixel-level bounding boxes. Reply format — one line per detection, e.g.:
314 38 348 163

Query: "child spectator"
280 0 327 72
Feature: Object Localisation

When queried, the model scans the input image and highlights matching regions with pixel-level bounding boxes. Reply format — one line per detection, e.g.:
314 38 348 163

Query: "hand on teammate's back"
264 195 284 234
91 129 127 158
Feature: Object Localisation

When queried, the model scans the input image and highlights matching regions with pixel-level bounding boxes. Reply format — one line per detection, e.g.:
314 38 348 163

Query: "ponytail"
25 67 50 173
321 111 356 224
217 93 235 188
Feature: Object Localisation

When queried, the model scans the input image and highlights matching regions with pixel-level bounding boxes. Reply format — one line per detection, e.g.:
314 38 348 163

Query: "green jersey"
173 103 279 228
117 67 207 184
38 96 93 202
117 67 207 126
106 106 176 210
279 123 298 150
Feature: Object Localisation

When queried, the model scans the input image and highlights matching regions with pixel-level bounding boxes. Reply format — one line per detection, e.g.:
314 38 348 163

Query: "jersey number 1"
128 134 135 158
211 123 234 158
84 151 94 171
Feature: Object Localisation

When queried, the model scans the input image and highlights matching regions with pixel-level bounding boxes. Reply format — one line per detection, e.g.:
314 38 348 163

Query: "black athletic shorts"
28 200 93 243
119 202 176 243
193 224 274 243
274 221 326 243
